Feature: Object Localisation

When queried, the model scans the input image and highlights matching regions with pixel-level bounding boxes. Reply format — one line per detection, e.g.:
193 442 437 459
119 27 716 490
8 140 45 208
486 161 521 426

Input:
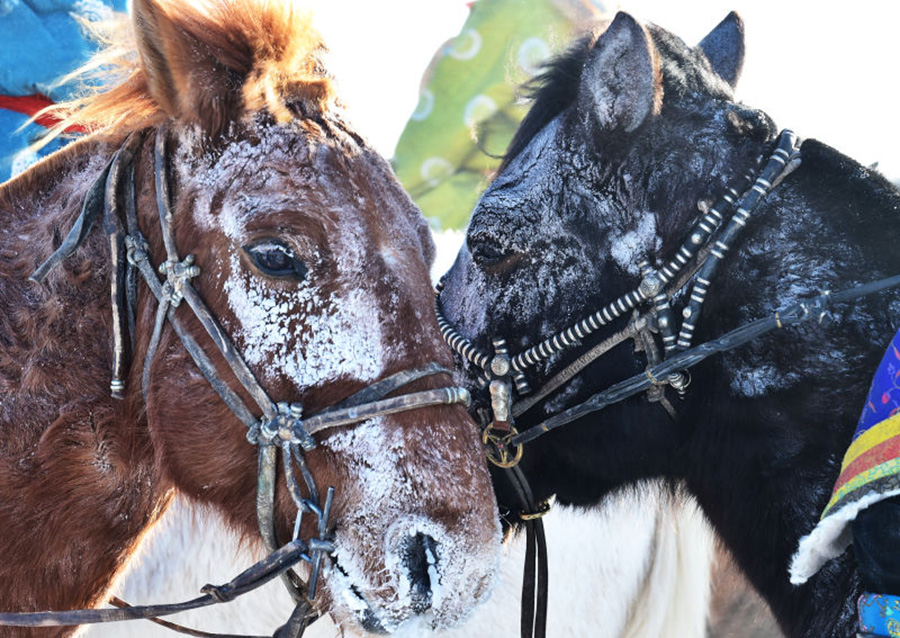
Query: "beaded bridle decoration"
435 128 900 464
435 131 804 466
433 128 900 638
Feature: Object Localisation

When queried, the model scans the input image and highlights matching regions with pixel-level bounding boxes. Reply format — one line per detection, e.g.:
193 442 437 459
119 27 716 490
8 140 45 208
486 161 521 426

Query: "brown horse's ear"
577 12 662 134
698 12 745 88
132 0 240 136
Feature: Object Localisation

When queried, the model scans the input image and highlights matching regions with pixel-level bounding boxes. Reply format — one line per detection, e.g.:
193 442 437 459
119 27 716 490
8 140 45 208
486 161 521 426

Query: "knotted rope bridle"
4 124 471 637
434 129 900 638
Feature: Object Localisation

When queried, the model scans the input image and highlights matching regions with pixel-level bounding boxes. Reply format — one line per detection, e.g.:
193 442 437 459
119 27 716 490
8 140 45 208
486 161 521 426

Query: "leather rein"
5 125 471 637
433 129 900 638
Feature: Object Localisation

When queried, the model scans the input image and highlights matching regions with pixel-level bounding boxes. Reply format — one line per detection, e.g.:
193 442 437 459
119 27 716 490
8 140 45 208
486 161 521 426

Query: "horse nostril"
403 532 438 614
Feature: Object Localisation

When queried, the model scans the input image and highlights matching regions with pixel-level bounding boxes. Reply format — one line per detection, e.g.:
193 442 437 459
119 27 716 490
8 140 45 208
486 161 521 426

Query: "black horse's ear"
577 12 661 134
698 12 745 88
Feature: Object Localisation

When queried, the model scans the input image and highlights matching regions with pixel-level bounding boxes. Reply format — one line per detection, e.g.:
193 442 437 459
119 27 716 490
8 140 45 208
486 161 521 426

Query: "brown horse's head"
33 0 500 632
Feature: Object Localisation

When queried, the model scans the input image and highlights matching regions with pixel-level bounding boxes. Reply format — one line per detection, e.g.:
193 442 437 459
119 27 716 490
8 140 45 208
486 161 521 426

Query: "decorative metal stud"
668 371 691 396
490 338 511 377
638 262 662 299
489 379 512 427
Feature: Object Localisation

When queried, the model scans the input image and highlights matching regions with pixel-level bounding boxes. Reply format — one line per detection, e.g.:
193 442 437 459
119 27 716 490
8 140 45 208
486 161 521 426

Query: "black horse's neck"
669 140 900 636
513 139 900 637
678 367 860 635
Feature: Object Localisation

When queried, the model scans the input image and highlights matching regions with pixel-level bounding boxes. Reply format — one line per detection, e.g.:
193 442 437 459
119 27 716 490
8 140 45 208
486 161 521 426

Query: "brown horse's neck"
0 135 173 634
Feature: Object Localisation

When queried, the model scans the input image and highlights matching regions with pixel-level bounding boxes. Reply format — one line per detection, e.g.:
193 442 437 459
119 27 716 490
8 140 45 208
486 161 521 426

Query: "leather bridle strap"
435 131 803 403
503 466 548 638
510 273 900 446
23 125 472 636
0 539 310 628
511 314 649 420
108 597 267 638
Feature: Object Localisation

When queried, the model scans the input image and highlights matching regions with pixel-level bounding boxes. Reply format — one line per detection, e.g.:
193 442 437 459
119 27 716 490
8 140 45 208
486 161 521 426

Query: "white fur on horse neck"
84 481 712 638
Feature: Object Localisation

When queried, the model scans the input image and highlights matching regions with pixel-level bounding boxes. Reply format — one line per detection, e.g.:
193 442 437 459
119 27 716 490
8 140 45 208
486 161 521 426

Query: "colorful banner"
392 0 611 229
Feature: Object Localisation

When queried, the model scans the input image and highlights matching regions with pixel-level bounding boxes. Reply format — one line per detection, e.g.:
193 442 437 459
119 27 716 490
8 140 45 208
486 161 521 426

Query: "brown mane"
43 0 335 141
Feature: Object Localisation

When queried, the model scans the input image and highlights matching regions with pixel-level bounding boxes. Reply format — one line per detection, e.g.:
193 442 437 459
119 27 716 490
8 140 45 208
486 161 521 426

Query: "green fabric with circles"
393 0 609 229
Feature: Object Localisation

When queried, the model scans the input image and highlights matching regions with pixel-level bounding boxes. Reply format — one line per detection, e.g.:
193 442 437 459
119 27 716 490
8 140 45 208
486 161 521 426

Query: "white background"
307 0 900 182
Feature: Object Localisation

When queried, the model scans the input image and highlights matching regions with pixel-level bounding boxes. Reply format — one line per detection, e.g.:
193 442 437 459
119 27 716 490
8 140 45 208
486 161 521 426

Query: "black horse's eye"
469 235 511 269
244 241 308 280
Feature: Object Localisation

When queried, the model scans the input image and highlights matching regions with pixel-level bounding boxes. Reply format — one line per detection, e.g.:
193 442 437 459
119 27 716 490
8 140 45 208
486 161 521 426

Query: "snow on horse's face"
130 3 501 631
0 0 499 633
160 121 499 632
442 12 766 372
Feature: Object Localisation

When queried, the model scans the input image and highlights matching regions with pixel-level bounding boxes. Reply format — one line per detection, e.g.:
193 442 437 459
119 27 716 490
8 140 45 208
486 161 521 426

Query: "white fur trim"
790 488 900 584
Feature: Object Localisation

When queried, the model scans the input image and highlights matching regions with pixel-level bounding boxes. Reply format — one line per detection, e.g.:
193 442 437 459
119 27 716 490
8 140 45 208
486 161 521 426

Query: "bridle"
433 128 900 638
436 130 802 466
5 124 471 637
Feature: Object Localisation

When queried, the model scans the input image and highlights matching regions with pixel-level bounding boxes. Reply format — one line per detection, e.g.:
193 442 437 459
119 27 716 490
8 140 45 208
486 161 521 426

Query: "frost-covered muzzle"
318 415 500 634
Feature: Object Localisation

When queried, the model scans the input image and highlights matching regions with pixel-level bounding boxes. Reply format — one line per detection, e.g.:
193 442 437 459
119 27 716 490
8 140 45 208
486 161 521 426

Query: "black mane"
500 35 592 172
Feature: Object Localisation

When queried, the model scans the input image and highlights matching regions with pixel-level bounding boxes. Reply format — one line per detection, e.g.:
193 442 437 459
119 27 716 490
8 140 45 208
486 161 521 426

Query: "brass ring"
520 501 551 520
482 425 524 468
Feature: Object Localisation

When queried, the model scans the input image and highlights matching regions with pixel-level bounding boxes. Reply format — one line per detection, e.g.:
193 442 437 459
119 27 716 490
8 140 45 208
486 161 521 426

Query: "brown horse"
0 0 500 635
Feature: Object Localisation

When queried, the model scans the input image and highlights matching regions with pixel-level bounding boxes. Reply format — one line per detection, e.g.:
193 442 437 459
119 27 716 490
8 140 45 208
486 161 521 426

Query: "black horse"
438 11 900 638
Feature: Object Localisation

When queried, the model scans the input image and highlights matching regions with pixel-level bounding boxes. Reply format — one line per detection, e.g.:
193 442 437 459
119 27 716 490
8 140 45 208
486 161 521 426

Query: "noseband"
14 125 470 636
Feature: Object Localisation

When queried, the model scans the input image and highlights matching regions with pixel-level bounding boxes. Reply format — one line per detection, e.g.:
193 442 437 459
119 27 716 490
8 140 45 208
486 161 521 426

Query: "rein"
433 129 900 638
15 125 471 636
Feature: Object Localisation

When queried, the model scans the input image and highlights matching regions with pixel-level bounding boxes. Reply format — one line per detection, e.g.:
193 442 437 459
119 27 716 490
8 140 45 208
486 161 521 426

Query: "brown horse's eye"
244 241 308 280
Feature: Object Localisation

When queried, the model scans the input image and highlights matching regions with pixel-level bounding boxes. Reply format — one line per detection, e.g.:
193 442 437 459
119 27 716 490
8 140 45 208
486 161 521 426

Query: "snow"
223 248 385 390
610 211 661 276
158 120 503 633
320 413 500 631
184 124 388 392
729 363 799 398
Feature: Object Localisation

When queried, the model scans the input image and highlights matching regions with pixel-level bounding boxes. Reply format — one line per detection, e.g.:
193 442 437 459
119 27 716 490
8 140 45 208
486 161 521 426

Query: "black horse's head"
441 11 780 503
440 2 900 539
441 11 900 634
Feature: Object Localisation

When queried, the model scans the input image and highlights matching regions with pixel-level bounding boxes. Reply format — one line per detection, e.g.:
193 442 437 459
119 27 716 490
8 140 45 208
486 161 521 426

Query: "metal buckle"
482 424 524 468
520 500 551 521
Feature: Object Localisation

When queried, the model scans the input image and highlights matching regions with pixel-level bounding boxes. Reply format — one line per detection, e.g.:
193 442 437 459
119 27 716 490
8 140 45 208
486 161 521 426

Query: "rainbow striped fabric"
790 327 900 585
822 329 900 519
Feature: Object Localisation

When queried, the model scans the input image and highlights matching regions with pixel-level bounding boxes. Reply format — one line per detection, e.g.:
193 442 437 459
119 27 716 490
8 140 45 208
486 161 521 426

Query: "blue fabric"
859 592 900 637
0 0 128 100
858 327 900 435
0 0 126 182
0 109 65 182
